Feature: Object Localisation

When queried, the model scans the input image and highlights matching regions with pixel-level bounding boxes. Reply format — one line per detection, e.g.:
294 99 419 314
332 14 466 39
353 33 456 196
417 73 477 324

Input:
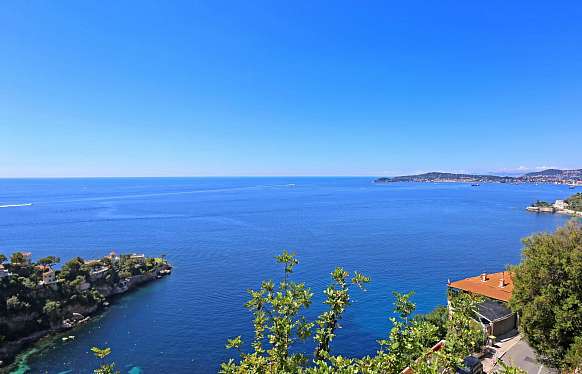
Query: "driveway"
497 340 557 374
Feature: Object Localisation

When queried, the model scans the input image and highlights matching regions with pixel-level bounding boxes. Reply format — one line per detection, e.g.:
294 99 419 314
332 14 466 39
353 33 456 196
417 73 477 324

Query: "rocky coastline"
0 252 172 369
526 193 582 217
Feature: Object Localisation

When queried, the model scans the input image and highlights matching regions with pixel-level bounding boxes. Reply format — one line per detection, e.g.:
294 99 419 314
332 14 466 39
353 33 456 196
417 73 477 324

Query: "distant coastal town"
0 251 172 369
374 168 582 186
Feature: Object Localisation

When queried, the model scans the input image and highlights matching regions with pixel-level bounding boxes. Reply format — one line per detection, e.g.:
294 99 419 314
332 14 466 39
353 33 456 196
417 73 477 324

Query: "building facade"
448 271 517 338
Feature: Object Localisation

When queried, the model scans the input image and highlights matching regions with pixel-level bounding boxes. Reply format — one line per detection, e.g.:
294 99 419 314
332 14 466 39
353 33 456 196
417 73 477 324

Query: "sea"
0 177 573 373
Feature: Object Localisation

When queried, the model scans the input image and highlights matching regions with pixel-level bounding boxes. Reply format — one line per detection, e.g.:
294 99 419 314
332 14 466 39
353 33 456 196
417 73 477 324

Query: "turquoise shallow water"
0 177 572 373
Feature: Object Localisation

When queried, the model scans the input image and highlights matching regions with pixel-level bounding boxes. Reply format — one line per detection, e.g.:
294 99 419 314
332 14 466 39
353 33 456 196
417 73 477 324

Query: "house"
89 266 109 281
448 272 517 338
40 268 57 285
553 199 568 210
129 254 146 264
106 251 120 263
0 265 11 279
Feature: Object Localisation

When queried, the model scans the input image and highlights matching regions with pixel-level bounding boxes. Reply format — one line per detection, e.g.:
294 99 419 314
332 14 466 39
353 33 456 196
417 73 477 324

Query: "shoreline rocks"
0 263 172 370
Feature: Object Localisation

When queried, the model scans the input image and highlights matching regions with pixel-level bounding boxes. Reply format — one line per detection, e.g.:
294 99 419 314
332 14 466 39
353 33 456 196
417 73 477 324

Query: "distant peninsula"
0 251 172 369
374 168 582 185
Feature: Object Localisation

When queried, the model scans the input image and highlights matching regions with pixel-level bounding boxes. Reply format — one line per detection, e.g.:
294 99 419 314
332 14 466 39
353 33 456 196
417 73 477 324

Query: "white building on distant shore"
553 199 568 210
130 254 146 264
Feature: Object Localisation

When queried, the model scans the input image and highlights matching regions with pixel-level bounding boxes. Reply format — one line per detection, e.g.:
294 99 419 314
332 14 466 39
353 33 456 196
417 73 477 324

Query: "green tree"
413 305 448 340
10 252 25 265
118 270 132 279
510 221 582 369
370 291 441 373
60 257 86 281
565 336 582 370
221 250 316 372
43 300 64 327
221 251 370 373
532 200 552 208
565 193 582 212
442 292 484 366
221 251 483 374
0 253 6 263
496 360 527 374
37 256 61 268
313 268 370 361
6 295 30 311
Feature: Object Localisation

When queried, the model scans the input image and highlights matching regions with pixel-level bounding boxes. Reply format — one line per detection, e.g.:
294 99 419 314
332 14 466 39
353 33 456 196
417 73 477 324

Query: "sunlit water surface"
0 177 572 373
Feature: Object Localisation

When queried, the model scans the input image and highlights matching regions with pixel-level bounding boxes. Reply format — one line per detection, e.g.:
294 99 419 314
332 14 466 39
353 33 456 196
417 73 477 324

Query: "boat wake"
0 203 33 208
39 184 295 205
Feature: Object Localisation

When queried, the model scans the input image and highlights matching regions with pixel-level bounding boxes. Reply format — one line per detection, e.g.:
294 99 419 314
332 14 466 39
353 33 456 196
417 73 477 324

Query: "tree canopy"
10 252 25 265
565 193 582 212
220 251 484 373
510 221 582 370
37 256 61 267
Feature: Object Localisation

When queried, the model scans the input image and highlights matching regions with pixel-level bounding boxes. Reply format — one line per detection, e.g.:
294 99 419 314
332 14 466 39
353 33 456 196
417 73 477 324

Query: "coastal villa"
527 198 582 217
554 199 567 210
40 268 57 285
448 272 517 338
553 199 582 217
129 253 146 263
89 266 110 281
106 251 120 263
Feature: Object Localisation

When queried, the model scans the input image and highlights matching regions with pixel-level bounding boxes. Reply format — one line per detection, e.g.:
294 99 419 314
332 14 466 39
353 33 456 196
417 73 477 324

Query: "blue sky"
1 1 581 177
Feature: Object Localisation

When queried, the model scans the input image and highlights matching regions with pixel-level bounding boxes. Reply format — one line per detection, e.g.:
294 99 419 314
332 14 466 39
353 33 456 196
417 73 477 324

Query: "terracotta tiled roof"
448 272 513 302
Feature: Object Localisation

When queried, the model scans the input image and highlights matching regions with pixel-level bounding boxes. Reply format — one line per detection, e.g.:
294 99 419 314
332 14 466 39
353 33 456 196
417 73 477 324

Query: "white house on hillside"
40 268 57 285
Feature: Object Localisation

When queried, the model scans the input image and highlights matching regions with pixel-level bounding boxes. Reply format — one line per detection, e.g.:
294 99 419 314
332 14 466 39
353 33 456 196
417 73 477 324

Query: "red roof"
448 272 513 302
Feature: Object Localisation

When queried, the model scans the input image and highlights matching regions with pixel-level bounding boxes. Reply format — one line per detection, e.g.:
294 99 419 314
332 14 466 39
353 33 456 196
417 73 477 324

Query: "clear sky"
1 1 581 177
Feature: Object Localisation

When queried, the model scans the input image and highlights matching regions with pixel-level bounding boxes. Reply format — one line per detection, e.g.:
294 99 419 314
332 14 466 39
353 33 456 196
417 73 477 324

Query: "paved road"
498 340 556 374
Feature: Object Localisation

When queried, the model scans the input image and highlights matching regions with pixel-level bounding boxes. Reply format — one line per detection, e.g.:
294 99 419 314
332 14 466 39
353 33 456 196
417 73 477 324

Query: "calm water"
0 177 572 373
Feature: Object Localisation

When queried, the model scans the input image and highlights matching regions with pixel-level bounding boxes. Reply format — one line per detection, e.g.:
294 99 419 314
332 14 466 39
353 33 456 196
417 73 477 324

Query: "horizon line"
0 167 578 180
0 175 380 179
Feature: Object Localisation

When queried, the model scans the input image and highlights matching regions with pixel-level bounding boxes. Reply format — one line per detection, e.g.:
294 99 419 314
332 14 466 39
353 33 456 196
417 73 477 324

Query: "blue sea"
0 177 573 373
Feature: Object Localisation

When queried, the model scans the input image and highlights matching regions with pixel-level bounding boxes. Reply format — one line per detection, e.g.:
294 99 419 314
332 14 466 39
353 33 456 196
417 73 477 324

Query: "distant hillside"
375 169 582 184
375 172 513 183
523 169 582 177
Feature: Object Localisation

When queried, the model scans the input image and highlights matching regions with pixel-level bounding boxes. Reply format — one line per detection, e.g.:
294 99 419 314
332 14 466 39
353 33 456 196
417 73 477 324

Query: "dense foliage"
565 193 582 212
412 306 448 340
220 251 484 373
510 221 582 370
0 252 166 346
531 200 552 208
